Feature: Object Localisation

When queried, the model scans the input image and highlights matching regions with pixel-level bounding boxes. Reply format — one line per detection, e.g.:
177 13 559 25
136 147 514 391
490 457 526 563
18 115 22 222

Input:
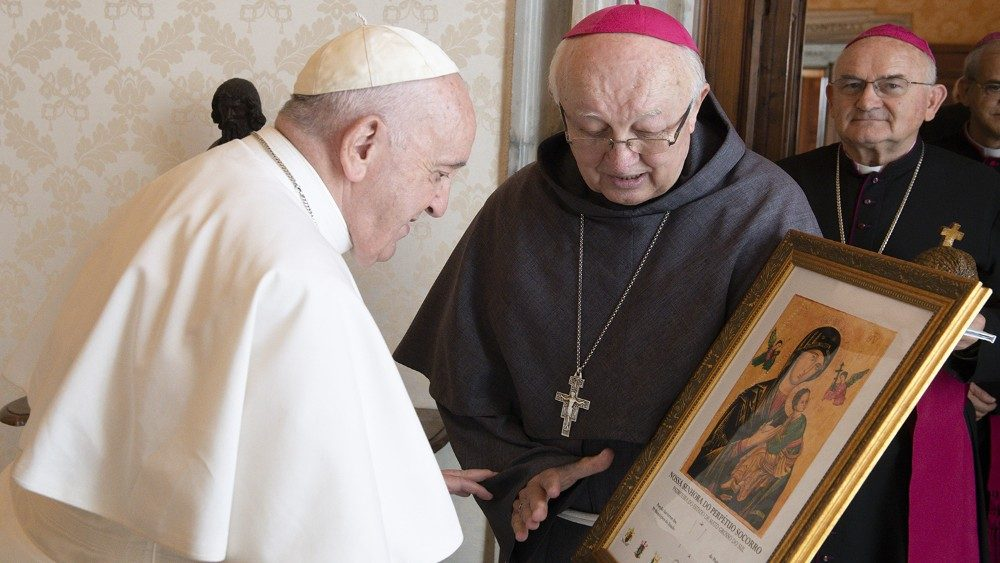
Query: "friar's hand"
442 468 497 500
968 382 997 421
955 314 987 351
511 448 614 542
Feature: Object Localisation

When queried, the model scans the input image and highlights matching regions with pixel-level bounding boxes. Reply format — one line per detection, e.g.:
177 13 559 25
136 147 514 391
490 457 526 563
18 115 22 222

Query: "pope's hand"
511 448 614 542
442 468 497 500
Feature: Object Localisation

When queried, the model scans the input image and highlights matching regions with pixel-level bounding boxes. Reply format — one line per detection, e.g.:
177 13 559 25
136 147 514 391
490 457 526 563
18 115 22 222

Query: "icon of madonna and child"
684 297 894 532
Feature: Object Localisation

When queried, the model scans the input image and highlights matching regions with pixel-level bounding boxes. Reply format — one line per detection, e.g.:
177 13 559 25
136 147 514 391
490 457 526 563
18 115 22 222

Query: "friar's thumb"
563 447 615 486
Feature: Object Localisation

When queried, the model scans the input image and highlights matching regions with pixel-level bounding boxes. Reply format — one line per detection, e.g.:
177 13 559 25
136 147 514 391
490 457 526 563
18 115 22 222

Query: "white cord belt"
557 509 598 527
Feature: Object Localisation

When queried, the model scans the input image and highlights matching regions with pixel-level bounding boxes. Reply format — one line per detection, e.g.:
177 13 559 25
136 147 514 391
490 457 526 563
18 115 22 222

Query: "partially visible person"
919 102 970 143
934 30 1000 563
778 24 1000 563
207 77 267 149
394 3 819 560
0 23 488 561
444 468 497 499
934 32 1000 170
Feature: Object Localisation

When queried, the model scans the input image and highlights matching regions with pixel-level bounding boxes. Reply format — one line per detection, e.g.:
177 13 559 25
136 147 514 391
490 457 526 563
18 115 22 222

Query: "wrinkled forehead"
834 36 934 78
557 34 694 111
422 76 477 156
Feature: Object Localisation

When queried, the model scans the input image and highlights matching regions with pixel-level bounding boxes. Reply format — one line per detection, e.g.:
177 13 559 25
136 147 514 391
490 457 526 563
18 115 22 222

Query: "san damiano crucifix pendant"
556 211 668 438
555 368 590 437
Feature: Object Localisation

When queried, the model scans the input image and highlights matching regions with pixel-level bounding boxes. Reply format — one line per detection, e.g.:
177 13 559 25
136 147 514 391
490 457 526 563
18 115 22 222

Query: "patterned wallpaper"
0 0 509 413
807 1 1000 44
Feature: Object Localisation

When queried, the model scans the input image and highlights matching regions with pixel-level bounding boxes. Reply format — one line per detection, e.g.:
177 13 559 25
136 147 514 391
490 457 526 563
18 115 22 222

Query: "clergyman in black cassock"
932 34 1000 172
778 23 1000 563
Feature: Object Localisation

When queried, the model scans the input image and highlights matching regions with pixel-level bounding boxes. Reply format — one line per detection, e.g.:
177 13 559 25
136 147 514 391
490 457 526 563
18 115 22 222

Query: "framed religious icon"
575 230 991 562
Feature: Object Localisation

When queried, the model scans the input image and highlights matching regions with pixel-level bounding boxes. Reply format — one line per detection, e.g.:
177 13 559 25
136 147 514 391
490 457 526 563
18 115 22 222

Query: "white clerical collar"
964 124 1000 158
849 140 920 174
855 162 883 174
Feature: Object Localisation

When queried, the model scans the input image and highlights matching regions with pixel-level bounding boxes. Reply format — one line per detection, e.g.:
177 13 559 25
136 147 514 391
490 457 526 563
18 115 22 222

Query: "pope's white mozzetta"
1 127 463 561
0 17 480 560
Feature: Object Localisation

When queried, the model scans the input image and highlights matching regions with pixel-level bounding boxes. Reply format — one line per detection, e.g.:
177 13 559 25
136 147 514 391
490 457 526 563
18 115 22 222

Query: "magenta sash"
909 368 979 561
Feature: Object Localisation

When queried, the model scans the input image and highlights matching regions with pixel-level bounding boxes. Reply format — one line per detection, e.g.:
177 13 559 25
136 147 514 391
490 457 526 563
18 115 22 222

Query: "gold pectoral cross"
940 223 964 247
555 369 590 437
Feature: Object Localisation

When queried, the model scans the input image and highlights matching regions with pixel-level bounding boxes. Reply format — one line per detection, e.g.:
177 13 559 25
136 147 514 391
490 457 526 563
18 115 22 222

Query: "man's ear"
688 82 711 133
953 76 971 105
924 83 949 122
340 116 385 183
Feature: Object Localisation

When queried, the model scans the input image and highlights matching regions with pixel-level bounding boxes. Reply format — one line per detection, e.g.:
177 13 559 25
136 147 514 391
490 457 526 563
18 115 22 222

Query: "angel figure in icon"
822 362 869 406
750 328 783 372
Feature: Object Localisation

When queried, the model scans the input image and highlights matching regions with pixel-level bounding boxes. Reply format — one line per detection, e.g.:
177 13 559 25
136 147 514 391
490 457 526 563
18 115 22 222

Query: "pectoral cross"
940 223 964 247
555 369 590 437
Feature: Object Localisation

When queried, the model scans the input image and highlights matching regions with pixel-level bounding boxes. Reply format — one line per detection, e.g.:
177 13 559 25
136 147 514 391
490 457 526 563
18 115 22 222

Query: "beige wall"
807 0 1000 44
0 2 509 408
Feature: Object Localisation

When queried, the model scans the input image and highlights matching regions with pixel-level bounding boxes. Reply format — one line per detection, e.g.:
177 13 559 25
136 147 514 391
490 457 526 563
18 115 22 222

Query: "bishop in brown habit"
395 3 818 560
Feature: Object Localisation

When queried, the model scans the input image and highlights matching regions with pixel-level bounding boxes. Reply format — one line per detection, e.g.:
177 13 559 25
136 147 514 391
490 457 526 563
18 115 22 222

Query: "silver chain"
252 131 316 222
835 142 924 254
575 211 671 371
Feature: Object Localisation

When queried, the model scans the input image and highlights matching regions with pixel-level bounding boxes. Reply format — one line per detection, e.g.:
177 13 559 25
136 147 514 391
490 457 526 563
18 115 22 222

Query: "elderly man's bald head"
273 24 476 266
963 35 1000 82
548 32 710 205
277 73 475 265
548 34 705 106
827 33 947 165
282 22 470 146
279 74 470 143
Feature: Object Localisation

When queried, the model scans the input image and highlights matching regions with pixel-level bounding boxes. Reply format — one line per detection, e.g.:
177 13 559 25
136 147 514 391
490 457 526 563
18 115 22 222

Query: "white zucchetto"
293 24 460 95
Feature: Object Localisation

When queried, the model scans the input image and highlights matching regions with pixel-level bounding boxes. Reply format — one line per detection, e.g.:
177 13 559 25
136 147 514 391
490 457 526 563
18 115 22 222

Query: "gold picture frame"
576 230 990 562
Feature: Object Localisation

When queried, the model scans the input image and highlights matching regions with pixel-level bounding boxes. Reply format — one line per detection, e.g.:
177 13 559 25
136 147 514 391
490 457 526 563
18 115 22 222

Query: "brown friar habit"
778 141 1000 563
395 95 819 562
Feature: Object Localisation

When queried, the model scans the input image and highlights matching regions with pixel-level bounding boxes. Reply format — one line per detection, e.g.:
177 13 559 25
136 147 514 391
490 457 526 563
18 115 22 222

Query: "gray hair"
963 40 1000 81
278 80 430 143
547 39 706 104
912 54 938 84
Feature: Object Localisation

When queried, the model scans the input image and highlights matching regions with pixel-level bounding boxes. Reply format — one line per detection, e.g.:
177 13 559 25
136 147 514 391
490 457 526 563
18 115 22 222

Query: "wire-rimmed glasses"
560 100 694 157
830 77 935 99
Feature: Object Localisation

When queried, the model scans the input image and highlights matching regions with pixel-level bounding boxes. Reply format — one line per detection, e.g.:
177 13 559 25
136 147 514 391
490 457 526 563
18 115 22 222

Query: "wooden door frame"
699 0 807 161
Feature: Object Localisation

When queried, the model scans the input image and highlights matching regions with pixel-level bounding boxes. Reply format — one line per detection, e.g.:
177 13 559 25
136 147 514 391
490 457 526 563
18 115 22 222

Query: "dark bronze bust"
209 78 266 149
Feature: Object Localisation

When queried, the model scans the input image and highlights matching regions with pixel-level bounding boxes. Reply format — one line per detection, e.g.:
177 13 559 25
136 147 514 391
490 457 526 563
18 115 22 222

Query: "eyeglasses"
560 100 694 157
971 80 1000 99
831 77 935 99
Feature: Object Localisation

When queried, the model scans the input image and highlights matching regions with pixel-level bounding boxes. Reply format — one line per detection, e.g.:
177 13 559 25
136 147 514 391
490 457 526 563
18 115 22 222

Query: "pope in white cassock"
0 22 489 562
